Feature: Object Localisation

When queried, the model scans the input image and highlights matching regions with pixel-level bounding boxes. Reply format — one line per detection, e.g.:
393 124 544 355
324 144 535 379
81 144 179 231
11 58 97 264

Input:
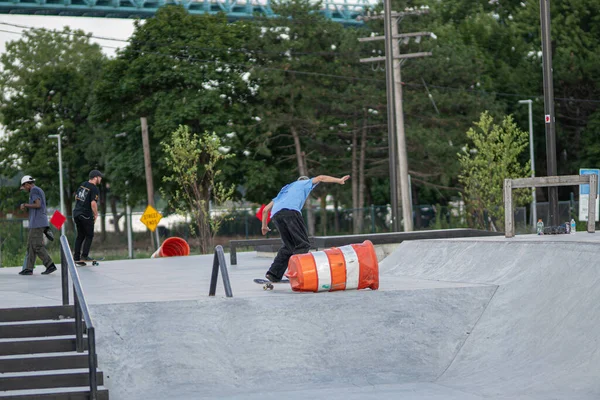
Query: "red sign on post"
545 115 551 123
50 210 67 229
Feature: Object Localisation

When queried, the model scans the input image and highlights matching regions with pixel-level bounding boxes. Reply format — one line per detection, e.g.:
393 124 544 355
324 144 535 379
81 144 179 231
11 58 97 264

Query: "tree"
458 111 532 231
248 0 377 233
93 6 263 217
161 125 235 253
0 27 107 230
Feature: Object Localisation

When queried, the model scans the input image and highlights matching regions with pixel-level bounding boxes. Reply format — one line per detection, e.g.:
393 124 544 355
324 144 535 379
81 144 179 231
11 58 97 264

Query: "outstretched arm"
261 201 274 235
312 175 350 185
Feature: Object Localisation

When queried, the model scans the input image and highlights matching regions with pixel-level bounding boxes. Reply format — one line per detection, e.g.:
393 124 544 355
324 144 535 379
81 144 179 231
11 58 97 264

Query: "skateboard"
75 258 104 266
254 278 290 291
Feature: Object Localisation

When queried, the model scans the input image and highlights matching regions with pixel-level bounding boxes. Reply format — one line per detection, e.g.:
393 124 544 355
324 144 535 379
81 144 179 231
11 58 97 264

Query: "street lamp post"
518 100 537 230
48 134 66 235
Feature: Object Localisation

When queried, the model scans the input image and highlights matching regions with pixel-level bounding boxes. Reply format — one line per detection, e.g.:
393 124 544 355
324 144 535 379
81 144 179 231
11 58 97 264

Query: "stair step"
0 352 92 373
0 321 76 339
0 307 74 323
0 369 104 391
0 337 87 356
0 386 109 400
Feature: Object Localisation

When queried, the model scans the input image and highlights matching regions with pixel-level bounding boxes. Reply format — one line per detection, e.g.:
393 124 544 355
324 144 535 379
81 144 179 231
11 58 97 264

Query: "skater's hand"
20 203 26 211
261 226 271 235
338 175 350 185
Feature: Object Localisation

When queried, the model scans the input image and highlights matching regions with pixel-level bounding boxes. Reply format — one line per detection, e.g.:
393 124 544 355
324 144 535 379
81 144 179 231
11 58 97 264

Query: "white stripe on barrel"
312 251 332 292
339 245 360 290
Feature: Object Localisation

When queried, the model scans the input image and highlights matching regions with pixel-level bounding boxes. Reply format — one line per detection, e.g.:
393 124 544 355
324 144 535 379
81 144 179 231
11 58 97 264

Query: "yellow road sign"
140 205 162 232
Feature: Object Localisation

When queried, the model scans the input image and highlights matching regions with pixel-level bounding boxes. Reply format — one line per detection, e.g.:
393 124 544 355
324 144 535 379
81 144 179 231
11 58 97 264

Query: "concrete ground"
1 232 599 399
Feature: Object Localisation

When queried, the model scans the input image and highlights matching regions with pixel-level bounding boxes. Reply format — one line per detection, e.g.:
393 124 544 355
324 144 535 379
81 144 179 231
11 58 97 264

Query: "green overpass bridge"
0 0 368 24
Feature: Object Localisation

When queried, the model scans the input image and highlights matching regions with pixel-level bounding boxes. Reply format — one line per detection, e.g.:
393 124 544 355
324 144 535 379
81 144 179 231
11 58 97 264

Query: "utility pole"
140 117 160 249
540 0 559 226
359 6 433 232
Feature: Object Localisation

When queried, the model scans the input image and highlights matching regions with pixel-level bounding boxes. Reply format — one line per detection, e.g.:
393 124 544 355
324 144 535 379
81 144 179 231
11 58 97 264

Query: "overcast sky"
0 15 136 57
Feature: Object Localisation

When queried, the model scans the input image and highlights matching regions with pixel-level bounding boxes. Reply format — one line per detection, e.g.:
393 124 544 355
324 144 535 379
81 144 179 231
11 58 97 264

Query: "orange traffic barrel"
286 240 379 292
151 237 191 258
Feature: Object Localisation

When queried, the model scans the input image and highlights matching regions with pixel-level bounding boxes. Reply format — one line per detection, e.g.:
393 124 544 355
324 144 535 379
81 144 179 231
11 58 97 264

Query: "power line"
1 21 599 105
0 19 366 57
0 22 384 84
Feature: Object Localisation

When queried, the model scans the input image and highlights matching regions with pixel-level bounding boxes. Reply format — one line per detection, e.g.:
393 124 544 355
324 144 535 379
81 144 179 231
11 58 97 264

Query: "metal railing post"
588 174 597 233
504 179 514 238
208 245 233 297
87 327 98 400
230 242 237 265
208 252 219 296
215 245 233 298
74 290 83 352
61 244 69 305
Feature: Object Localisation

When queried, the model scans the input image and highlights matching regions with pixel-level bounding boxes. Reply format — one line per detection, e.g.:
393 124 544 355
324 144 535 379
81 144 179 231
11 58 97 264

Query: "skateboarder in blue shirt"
261 174 350 282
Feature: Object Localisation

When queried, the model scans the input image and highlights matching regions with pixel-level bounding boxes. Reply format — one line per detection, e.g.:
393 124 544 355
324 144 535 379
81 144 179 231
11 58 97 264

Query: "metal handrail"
208 245 233 297
59 235 98 400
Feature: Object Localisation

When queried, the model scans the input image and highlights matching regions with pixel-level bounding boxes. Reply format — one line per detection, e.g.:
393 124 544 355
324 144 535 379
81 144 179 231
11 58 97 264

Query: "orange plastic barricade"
151 237 191 258
286 240 379 292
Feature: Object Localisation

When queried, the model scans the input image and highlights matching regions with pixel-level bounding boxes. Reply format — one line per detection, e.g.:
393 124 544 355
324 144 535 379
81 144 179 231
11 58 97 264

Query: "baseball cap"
20 175 35 188
89 170 104 179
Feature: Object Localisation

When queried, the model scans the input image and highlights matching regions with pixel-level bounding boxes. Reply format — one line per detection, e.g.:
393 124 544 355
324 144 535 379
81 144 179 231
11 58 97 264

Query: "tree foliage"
2 0 600 236
458 112 532 230
161 125 235 253
0 27 107 220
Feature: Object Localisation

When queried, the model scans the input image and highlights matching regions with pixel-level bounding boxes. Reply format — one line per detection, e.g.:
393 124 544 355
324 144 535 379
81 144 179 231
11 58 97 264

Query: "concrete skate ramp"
380 237 600 399
91 286 495 399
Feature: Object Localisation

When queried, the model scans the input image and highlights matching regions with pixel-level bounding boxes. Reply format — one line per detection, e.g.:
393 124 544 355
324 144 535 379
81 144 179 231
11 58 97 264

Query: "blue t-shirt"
271 179 318 217
28 186 49 229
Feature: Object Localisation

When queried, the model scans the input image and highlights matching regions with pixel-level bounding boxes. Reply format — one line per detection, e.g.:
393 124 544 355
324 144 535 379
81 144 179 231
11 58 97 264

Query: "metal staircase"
0 305 108 399
0 236 109 399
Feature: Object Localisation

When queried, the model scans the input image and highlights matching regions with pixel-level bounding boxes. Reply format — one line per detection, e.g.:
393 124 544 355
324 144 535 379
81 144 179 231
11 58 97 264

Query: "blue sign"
579 169 600 195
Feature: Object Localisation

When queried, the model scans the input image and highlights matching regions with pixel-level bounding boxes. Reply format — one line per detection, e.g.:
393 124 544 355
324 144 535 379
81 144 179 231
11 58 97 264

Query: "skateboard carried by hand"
253 278 290 291
75 258 104 267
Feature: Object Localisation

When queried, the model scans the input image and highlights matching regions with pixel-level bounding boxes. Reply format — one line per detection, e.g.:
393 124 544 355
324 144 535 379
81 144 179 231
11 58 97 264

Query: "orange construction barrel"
286 240 379 292
151 237 191 258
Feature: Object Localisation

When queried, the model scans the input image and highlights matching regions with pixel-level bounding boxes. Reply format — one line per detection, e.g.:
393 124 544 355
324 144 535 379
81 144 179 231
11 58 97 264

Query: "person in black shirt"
73 170 103 262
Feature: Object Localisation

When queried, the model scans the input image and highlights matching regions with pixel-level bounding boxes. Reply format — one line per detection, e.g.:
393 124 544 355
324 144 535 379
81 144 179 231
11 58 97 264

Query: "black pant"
268 209 311 280
74 215 95 260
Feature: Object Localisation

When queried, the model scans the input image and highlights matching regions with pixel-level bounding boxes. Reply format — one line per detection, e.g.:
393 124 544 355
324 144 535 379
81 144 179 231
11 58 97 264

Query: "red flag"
255 204 271 224
50 210 67 229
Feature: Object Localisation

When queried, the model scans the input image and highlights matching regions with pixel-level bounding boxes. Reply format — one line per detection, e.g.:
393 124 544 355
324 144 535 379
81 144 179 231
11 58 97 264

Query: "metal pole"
87 327 98 400
126 197 133 259
383 0 399 232
519 100 537 229
74 291 83 352
48 134 66 235
391 17 413 232
540 0 559 225
60 241 69 305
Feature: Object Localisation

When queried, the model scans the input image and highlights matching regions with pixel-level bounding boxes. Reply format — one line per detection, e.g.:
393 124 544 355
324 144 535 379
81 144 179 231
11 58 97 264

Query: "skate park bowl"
3 233 599 399
150 236 190 258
